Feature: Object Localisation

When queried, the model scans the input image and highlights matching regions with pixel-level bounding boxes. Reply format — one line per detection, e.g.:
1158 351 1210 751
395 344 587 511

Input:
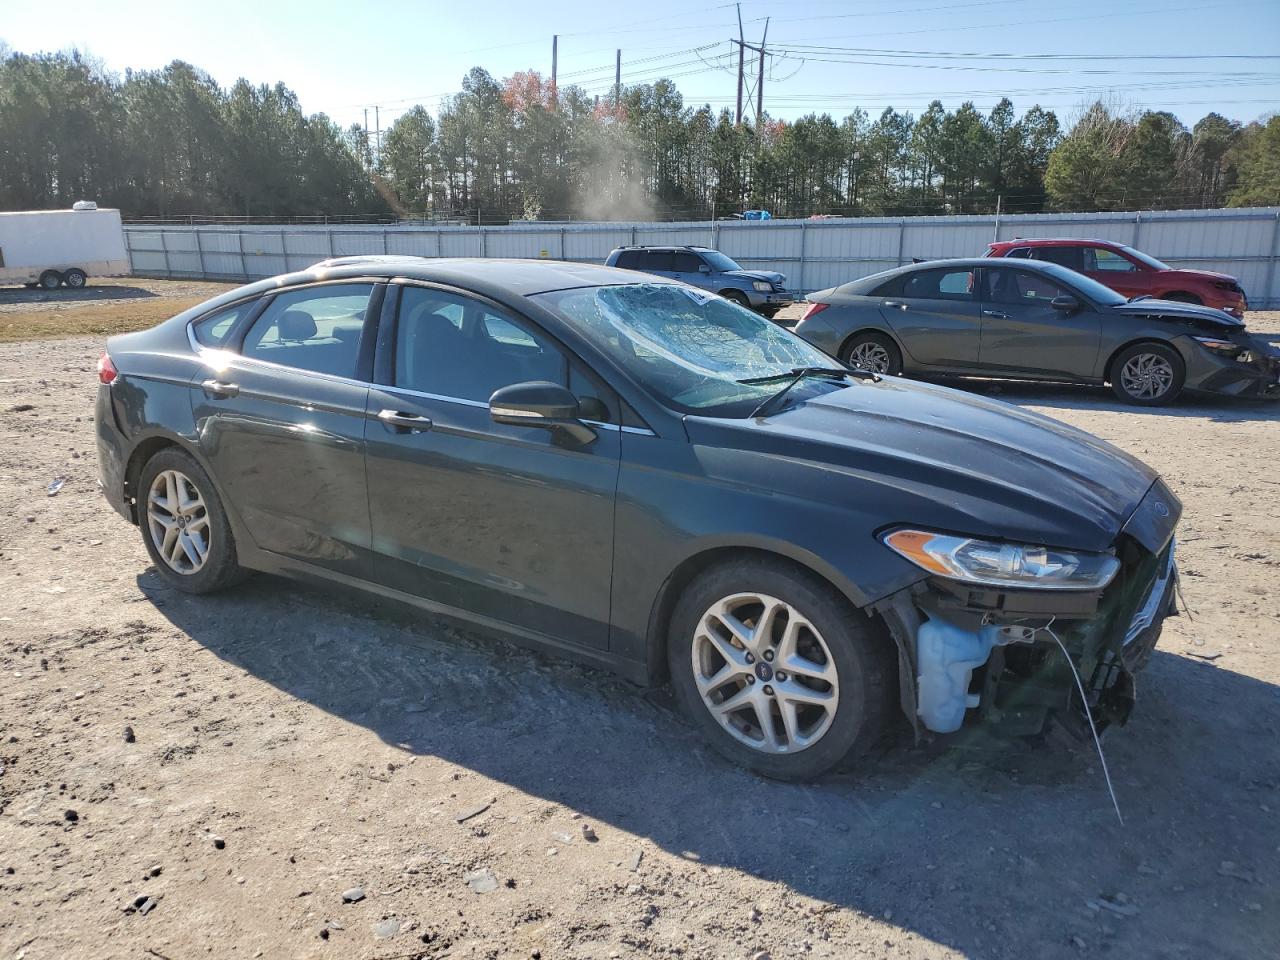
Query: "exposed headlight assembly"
1193 335 1243 357
752 280 772 292
882 529 1120 591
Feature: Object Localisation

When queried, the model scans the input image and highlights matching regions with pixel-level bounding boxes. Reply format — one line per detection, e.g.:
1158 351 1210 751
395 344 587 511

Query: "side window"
192 304 248 348
1006 247 1033 259
394 287 569 404
241 284 373 378
871 275 904 297
613 250 641 270
640 250 675 272
1089 247 1137 272
671 251 704 273
986 269 1069 305
902 268 974 301
1030 245 1084 271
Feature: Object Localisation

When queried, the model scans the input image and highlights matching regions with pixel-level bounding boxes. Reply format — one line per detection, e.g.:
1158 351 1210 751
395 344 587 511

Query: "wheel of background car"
720 289 750 308
63 268 87 289
667 557 893 780
38 270 62 290
841 331 902 376
138 448 249 594
1162 292 1201 305
1109 342 1185 406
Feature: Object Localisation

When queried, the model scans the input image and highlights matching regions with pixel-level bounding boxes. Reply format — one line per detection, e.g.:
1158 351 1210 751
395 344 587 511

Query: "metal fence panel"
124 207 1280 307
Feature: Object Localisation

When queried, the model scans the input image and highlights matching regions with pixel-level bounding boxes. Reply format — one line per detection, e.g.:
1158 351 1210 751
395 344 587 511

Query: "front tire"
138 448 247 593
38 270 62 290
63 268 87 289
720 289 751 309
1109 342 1185 405
841 331 903 376
668 558 893 780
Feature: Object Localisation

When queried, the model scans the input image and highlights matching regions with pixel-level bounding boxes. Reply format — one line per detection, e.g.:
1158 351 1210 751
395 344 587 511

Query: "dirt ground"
1 282 1278 960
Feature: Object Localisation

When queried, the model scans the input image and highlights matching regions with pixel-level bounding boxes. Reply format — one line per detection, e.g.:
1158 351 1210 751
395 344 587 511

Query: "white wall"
124 206 1280 308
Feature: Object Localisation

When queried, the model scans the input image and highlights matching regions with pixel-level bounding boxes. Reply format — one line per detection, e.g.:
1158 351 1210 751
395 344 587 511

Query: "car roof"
299 256 658 295
993 237 1120 247
610 245 715 253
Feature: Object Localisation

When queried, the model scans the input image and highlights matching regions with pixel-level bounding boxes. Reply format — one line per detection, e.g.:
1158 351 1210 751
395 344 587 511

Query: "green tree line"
1 48 1276 222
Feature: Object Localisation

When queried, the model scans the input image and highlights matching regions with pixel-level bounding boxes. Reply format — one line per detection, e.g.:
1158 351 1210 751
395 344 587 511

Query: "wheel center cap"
755 662 774 682
177 517 187 528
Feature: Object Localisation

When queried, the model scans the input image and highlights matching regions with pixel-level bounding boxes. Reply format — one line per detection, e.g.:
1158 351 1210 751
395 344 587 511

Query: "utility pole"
551 35 559 107
756 18 769 132
730 8 769 133
734 3 744 126
614 49 621 109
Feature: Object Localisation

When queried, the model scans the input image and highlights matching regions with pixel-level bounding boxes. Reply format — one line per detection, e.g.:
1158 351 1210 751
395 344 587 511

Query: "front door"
880 266 981 367
976 267 1102 379
1081 245 1152 300
190 282 379 578
363 284 621 650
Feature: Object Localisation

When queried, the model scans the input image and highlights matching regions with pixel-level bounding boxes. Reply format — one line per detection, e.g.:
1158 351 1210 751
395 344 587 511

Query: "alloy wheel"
146 469 211 574
691 592 840 754
848 341 891 373
1120 352 1175 400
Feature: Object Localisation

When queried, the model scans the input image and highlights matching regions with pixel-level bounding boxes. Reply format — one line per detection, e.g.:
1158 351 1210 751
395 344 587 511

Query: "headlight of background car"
882 529 1120 590
752 281 772 292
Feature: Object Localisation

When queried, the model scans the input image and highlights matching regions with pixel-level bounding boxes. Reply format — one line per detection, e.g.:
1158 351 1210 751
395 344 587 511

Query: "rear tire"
667 557 893 781
63 268 87 289
38 270 62 290
138 448 248 594
1109 342 1185 406
841 331 903 376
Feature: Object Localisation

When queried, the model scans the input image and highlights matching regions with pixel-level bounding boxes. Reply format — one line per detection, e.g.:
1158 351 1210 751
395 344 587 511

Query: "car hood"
685 377 1161 554
1165 267 1237 284
1111 297 1244 328
724 269 787 286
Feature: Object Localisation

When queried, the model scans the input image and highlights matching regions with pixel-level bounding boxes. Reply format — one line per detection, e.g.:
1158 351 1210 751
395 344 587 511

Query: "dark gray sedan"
96 257 1180 780
794 258 1279 404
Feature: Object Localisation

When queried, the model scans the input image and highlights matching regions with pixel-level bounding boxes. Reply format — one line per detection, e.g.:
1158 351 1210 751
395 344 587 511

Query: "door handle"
982 309 1009 319
376 409 433 432
883 300 909 311
201 379 239 398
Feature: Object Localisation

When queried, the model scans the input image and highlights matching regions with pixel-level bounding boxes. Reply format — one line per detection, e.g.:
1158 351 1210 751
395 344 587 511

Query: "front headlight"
752 281 772 292
1193 335 1243 357
882 529 1120 591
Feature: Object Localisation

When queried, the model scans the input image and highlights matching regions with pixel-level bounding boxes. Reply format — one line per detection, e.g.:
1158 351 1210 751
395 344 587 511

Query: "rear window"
192 304 248 347
639 250 675 272
613 250 642 270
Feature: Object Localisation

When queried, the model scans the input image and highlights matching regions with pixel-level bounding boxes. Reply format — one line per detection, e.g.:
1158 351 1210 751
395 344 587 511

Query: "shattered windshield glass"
536 283 847 416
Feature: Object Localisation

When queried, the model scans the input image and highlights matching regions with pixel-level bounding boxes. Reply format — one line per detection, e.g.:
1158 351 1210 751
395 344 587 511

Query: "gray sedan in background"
794 258 1279 405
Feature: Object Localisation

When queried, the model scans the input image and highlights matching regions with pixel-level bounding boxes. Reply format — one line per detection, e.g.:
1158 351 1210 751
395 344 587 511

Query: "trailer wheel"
63 268 87 289
38 270 62 290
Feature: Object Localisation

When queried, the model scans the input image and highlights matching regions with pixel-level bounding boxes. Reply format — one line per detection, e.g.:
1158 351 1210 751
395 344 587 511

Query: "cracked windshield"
538 283 847 415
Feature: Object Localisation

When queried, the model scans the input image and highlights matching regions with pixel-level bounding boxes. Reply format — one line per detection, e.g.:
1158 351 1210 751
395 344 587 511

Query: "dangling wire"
1041 617 1124 826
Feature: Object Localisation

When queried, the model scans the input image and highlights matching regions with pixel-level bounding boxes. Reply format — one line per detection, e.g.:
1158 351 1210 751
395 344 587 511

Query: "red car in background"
985 238 1248 317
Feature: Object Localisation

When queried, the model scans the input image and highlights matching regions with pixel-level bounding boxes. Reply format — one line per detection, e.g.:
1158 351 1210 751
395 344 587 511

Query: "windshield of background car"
1032 261 1129 306
699 250 743 273
536 283 847 417
1121 245 1171 270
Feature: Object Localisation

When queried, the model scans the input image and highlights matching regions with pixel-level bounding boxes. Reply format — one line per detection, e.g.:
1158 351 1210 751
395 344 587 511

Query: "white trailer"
0 203 131 290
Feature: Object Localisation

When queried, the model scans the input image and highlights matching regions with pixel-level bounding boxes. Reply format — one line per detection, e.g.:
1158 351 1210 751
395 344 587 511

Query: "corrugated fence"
125 206 1280 308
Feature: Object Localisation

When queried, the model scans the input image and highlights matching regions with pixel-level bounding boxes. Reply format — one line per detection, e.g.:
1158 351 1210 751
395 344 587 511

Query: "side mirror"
490 381 596 446
1051 295 1081 313
697 263 711 274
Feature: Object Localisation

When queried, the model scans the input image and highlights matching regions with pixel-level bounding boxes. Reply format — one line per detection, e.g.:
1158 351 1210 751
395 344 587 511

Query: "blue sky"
2 0 1278 132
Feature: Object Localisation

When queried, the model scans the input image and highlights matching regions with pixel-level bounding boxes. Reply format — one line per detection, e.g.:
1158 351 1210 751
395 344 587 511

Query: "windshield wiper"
1128 294 1153 303
742 367 851 419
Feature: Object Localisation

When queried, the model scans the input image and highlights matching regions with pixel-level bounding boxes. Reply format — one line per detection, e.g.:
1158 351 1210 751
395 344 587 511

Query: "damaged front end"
874 483 1181 741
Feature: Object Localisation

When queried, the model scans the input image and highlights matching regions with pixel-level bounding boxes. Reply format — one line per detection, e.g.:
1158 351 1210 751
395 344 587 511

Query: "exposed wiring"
1040 618 1124 826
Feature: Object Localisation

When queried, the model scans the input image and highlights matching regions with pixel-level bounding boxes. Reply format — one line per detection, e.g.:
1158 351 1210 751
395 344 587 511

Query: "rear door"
636 249 676 280
190 281 380 578
878 266 981 367
976 266 1102 378
363 283 621 649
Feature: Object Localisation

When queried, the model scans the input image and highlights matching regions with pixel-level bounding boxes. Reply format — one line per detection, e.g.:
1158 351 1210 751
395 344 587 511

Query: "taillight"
97 352 117 384
799 302 830 323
